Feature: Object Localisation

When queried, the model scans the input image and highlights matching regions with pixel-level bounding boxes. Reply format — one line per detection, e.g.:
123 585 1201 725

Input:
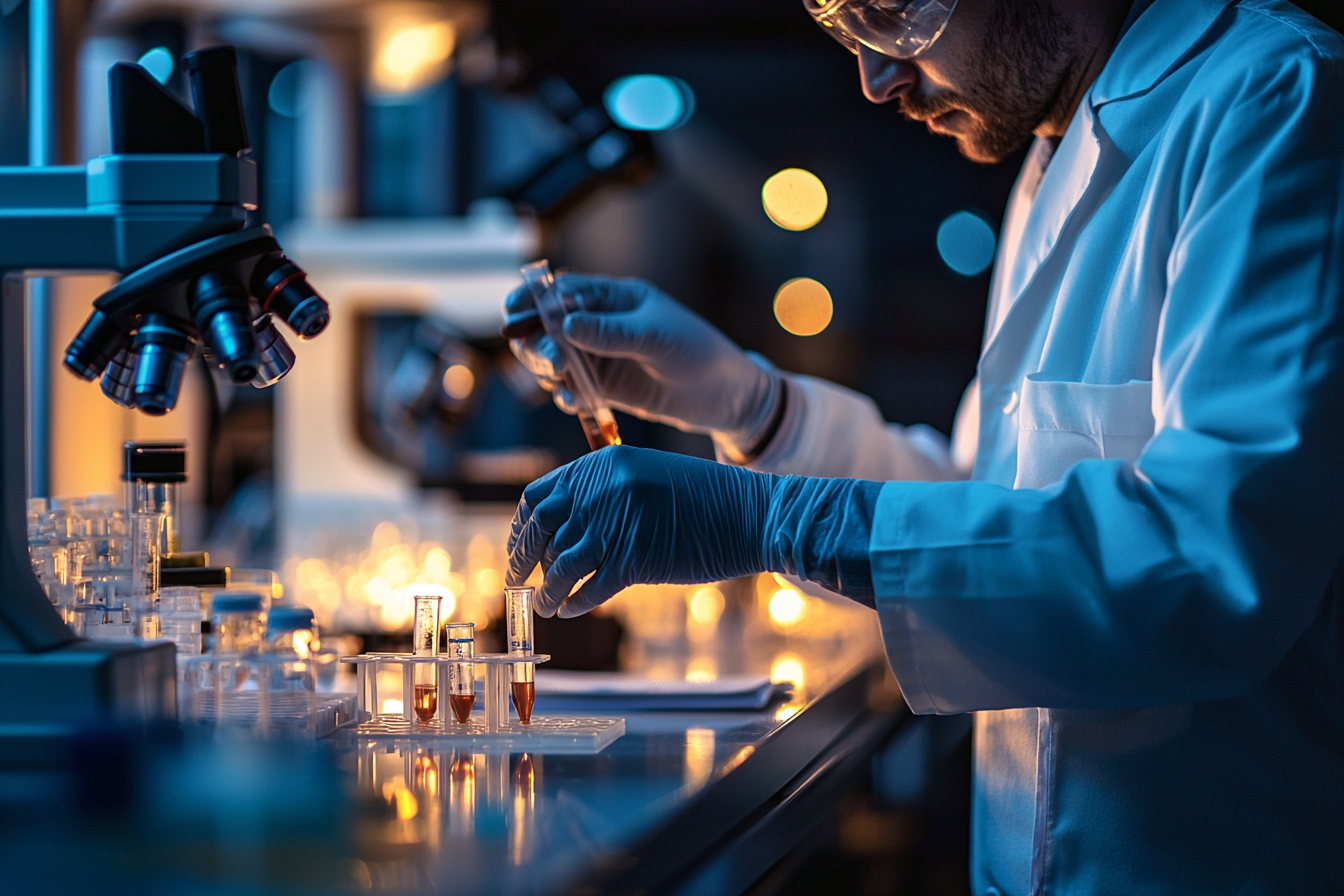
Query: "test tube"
520 260 622 451
505 586 536 724
125 441 186 555
444 622 476 723
412 594 441 724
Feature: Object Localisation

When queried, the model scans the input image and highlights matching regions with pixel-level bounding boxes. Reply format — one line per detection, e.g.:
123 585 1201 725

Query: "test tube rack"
340 653 625 754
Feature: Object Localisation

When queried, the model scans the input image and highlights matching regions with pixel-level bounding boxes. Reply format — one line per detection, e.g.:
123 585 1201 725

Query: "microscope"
0 47 329 757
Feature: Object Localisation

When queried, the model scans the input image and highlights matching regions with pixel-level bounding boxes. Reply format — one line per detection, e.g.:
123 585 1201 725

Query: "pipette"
520 260 622 451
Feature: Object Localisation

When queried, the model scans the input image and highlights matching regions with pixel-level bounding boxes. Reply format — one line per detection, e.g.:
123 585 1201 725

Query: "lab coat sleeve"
874 52 1344 713
718 373 970 482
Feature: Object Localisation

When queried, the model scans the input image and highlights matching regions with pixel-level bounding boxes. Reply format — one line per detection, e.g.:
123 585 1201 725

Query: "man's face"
857 0 1076 163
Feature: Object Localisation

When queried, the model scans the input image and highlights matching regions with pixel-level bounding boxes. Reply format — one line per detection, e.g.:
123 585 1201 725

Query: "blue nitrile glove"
502 274 782 461
506 445 883 617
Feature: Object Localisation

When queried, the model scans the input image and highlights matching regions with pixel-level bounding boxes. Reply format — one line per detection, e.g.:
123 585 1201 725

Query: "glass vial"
444 622 475 723
124 441 186 555
505 586 536 724
412 594 442 724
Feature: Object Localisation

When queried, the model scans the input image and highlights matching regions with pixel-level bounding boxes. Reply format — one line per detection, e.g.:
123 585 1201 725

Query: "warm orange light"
443 364 475 399
771 653 806 690
688 586 725 626
773 278 833 337
768 588 807 627
762 168 828 231
371 13 455 94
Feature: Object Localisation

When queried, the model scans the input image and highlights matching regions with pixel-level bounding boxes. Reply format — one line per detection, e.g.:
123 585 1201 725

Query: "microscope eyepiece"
251 252 330 340
250 314 296 388
131 315 194 415
191 271 261 384
64 310 130 381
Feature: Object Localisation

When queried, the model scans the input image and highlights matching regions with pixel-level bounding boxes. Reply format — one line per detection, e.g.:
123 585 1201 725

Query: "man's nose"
858 44 917 104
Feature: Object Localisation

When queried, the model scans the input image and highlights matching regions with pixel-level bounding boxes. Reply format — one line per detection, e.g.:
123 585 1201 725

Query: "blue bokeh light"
603 75 695 131
137 47 174 85
937 211 997 276
268 61 312 119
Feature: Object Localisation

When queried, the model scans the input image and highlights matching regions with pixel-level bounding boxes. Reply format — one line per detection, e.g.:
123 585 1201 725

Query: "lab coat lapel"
979 102 1103 379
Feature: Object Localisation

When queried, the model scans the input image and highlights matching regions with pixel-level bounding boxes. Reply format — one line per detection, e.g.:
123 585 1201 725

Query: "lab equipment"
160 585 203 657
503 273 783 462
445 622 476 723
505 585 536 723
341 651 624 753
520 260 622 450
250 314 296 387
211 592 265 654
412 594 442 724
805 0 959 60
124 441 185 555
266 605 316 654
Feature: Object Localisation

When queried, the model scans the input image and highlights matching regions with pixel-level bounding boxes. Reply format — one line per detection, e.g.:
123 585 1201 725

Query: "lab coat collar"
1091 0 1234 107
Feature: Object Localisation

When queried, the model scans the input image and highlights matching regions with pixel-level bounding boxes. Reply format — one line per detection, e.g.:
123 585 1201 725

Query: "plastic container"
266 605 316 654
124 441 185 555
211 591 265 654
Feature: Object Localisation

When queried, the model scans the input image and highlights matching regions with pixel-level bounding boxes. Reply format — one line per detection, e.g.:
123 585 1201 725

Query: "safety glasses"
805 0 959 60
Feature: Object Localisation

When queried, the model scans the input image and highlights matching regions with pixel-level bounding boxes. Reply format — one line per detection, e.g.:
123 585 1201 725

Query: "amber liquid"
511 681 535 725
413 684 438 723
578 411 622 450
449 693 475 723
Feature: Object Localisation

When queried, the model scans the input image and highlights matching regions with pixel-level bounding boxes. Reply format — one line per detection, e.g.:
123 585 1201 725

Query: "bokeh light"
688 586 726 626
370 13 455 94
937 211 997 276
768 588 807 627
604 75 695 131
268 60 312 118
137 47 174 85
762 168 828 231
770 653 806 690
773 278 834 336
442 364 475 400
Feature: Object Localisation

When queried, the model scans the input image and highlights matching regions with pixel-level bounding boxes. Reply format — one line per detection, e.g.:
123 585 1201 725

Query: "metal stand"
341 653 625 754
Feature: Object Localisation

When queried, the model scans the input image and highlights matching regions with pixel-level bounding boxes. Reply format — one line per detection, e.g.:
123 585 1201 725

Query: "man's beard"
901 0 1076 164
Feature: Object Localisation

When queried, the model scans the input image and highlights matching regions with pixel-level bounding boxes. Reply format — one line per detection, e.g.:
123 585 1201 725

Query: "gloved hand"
502 274 782 460
507 445 882 617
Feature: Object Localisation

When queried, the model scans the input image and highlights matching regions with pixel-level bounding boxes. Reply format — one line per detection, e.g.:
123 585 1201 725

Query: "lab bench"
335 632 904 896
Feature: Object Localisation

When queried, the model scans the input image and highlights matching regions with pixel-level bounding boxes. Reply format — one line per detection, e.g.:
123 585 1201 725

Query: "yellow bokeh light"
773 278 834 337
688 586 726 626
443 364 475 400
771 654 806 690
372 18 455 94
383 783 419 820
685 657 718 683
768 588 807 627
475 567 503 596
762 168 828 231
382 697 404 715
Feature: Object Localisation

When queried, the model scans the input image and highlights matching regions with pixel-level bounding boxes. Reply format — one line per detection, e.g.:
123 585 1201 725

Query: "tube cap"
125 441 187 482
212 592 264 614
267 606 314 633
159 566 230 588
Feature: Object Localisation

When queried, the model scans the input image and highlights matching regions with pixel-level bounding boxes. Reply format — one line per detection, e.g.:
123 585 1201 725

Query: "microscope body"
0 49 329 762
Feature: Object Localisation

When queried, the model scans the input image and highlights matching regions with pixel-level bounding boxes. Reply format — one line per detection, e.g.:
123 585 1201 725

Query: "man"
503 0 1344 891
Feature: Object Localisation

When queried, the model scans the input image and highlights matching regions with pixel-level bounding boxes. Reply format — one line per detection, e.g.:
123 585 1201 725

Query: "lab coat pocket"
1014 377 1154 489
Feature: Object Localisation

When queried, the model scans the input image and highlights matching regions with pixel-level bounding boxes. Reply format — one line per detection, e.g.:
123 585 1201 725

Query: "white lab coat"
741 0 1344 892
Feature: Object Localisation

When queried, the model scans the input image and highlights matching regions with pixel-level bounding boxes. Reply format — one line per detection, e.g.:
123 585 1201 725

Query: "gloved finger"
563 309 658 361
508 335 566 380
537 536 605 616
500 312 542 341
503 283 536 314
506 471 566 583
557 562 627 618
551 384 578 415
553 273 645 313
538 513 587 583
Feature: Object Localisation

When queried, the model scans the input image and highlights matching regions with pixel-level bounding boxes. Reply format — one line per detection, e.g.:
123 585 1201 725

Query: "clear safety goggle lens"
805 0 959 60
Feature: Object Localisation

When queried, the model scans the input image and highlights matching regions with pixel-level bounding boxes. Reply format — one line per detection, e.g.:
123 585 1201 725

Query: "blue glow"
937 211 997 276
137 47 174 85
604 75 695 131
268 61 312 118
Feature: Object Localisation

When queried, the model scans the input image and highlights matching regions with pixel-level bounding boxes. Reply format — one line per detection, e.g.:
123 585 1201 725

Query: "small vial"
412 594 442 724
445 622 476 723
124 441 186 555
505 586 536 724
211 592 265 653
